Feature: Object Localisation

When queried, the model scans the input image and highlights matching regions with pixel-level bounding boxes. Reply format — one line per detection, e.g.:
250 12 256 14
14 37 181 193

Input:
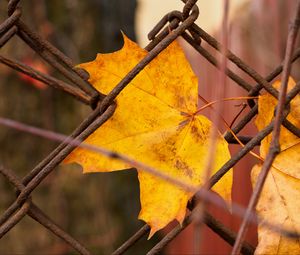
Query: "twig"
1 117 300 241
193 0 230 253
0 116 197 194
231 2 300 254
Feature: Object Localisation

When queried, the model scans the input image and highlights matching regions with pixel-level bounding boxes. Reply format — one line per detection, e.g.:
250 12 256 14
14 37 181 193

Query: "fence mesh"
0 0 300 254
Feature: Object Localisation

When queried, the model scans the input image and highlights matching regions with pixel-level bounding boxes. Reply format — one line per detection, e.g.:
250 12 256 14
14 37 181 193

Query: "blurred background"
0 0 298 254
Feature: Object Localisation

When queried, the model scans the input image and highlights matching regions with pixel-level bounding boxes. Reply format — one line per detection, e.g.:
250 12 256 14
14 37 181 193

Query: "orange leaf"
252 165 300 254
256 77 300 179
63 34 232 237
253 77 300 254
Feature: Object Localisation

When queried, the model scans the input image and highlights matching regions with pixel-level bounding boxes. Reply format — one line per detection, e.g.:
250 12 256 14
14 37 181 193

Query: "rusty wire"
0 0 300 254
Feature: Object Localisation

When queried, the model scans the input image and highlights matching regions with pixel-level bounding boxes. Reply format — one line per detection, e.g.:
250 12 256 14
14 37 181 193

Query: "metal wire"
0 0 299 254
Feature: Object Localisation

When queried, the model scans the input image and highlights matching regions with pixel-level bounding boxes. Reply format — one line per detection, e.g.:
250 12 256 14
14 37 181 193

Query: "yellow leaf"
64 34 232 236
253 77 300 254
256 77 300 179
252 165 300 254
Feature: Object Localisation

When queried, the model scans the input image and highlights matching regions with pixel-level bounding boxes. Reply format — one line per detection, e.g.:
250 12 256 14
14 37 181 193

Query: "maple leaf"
253 77 300 254
64 34 232 236
256 77 300 179
252 165 300 254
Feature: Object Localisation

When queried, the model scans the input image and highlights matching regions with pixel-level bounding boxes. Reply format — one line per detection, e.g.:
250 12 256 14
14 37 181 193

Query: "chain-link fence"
1 0 300 254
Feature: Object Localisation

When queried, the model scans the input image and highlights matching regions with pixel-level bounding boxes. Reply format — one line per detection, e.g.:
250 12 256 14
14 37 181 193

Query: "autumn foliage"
63 34 300 253
64 35 232 237
253 78 300 254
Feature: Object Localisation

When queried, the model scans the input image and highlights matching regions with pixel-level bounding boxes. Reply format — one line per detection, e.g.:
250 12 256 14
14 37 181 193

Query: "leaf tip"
147 227 158 240
120 30 134 50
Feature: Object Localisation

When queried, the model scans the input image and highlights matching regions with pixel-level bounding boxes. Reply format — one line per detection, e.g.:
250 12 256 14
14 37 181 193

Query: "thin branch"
1 2 300 254
232 2 300 253
1 117 300 241
0 116 197 193
193 0 230 253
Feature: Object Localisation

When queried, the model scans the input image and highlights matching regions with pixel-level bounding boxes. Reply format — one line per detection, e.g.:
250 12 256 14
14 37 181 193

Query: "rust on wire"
0 7 21 35
232 2 300 253
0 25 17 48
0 55 91 104
0 0 300 254
0 166 91 255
